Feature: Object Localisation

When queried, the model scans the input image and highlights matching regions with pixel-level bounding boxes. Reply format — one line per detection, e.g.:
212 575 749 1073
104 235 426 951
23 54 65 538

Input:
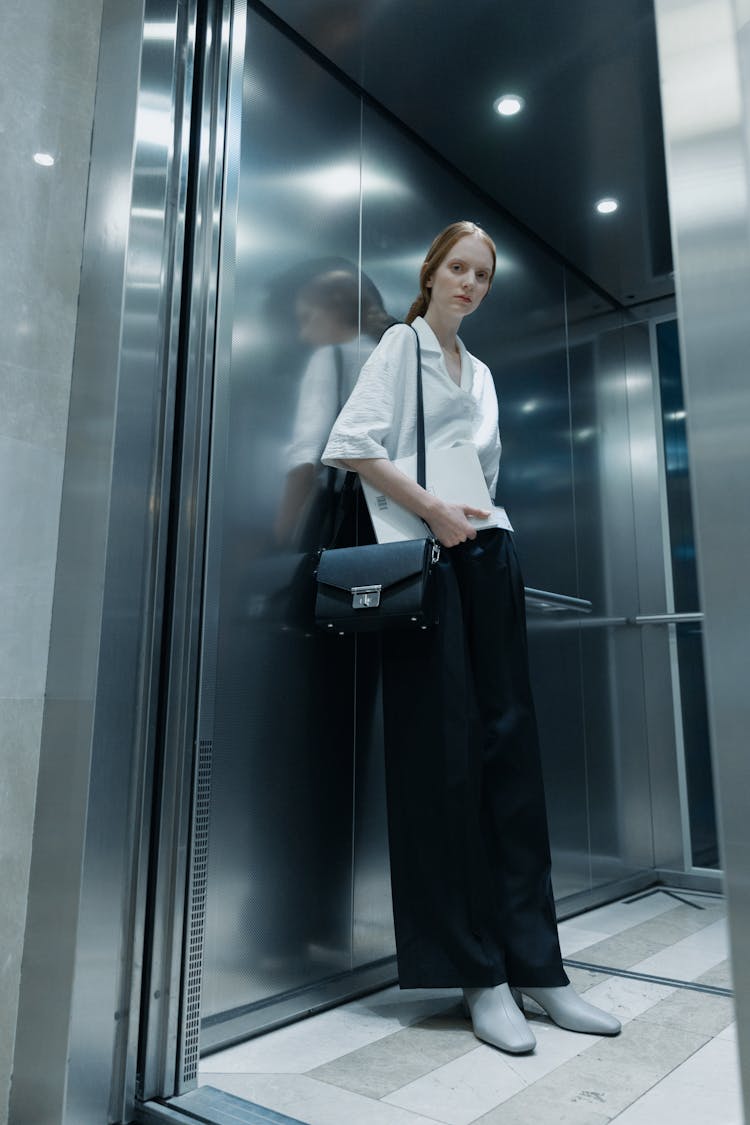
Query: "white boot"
463 983 536 1054
519 984 621 1035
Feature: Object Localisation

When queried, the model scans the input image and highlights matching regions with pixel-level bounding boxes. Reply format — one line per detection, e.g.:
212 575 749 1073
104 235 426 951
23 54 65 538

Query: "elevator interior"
10 2 736 1123
184 0 715 1064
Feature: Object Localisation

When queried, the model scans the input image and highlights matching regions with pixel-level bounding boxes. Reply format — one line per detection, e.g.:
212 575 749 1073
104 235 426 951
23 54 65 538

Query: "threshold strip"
623 887 709 910
563 958 732 997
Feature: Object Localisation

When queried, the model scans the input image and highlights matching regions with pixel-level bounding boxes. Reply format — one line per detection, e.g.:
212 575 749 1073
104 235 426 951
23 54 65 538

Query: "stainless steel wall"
10 1 198 1121
197 4 668 1049
655 0 750 1111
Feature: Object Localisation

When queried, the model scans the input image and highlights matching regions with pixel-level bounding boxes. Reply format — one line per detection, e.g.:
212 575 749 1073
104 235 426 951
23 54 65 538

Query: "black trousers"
381 529 569 989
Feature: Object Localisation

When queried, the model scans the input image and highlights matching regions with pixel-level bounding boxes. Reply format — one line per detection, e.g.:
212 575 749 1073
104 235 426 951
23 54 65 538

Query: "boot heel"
510 987 524 1014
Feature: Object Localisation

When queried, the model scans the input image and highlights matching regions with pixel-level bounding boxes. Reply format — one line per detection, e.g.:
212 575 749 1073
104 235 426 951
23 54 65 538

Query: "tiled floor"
199 890 742 1124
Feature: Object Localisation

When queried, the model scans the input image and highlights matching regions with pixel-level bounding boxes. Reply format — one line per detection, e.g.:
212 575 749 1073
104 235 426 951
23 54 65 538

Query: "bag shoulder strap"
406 323 426 490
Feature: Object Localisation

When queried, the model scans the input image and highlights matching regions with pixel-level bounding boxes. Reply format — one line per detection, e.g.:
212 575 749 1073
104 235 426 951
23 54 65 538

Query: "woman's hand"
425 500 490 548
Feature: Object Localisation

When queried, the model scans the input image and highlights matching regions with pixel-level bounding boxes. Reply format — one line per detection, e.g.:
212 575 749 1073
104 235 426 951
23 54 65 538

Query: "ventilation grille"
182 738 213 1084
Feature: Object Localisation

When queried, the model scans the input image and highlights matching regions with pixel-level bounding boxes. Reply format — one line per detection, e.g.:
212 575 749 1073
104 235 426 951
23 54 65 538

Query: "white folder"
360 442 513 544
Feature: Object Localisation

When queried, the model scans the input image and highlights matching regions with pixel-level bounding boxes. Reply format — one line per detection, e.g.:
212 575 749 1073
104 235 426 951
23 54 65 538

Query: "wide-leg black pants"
381 528 569 989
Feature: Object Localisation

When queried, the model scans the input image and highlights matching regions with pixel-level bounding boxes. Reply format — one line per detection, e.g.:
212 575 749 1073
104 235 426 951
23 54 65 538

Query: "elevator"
10 1 750 1123
136 0 718 1095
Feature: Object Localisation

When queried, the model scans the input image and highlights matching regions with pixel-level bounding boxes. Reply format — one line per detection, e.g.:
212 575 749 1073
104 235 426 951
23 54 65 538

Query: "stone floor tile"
696 959 734 990
571 928 670 969
308 1019 476 1099
200 1072 442 1125
630 919 728 982
564 965 609 994
610 1036 742 1124
636 986 735 1038
473 1014 708 1124
382 1045 526 1125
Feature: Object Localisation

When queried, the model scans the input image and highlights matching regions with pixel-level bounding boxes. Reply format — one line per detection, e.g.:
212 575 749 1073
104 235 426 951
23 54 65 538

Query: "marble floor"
199 889 741 1125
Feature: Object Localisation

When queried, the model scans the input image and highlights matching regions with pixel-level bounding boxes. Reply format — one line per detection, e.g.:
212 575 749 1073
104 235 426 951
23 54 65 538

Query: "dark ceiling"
260 0 673 308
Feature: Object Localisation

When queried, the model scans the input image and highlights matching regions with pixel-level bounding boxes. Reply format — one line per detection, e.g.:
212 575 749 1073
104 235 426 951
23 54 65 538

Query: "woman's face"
426 233 494 319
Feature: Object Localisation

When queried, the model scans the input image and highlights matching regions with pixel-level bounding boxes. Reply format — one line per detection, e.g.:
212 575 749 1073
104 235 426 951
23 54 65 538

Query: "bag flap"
317 539 430 594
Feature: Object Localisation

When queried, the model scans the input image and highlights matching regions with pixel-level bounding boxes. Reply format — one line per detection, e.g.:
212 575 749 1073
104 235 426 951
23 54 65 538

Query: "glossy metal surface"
653 318 717 867
264 0 672 307
138 0 233 1099
198 4 365 1036
655 0 750 1109
10 1 194 1122
195 6 675 1049
633 612 704 624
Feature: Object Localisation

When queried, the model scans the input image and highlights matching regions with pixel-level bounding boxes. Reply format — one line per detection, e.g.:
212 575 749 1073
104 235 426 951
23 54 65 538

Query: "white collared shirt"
321 316 502 496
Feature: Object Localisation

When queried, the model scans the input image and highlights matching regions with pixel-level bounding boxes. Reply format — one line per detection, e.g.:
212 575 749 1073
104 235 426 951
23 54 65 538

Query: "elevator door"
656 318 717 868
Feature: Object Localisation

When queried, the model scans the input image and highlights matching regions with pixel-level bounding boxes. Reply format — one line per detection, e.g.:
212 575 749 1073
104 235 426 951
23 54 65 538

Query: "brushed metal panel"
566 283 655 888
11 1 193 1122
655 0 750 1110
623 317 686 873
152 0 238 1097
655 318 717 867
265 0 672 306
198 6 362 1030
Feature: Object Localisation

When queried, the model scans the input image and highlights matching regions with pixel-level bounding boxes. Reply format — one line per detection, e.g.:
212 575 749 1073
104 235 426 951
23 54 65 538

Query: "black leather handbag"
315 325 441 635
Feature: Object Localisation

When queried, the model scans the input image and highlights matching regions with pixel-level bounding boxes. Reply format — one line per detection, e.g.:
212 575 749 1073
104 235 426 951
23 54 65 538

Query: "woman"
322 222 620 1054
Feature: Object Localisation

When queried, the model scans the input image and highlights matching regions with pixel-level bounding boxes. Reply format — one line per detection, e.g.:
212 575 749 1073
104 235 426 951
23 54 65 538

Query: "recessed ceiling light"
33 152 55 167
596 197 619 214
493 94 525 117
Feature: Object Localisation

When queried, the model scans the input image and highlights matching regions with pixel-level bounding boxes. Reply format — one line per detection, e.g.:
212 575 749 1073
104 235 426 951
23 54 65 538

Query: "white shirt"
321 317 502 496
287 336 377 468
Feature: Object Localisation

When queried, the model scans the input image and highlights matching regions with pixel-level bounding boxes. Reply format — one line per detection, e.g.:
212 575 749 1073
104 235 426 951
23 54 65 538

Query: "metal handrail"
630 612 704 625
524 587 593 613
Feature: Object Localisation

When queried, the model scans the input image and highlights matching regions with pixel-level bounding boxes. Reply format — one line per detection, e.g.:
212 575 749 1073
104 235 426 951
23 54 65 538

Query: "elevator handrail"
524 587 593 613
629 612 704 625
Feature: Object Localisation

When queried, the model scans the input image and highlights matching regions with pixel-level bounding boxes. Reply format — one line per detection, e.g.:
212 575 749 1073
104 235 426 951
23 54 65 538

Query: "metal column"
655 0 750 1113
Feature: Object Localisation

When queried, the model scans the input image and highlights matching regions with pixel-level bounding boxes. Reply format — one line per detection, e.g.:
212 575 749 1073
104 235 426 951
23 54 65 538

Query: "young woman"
322 222 620 1054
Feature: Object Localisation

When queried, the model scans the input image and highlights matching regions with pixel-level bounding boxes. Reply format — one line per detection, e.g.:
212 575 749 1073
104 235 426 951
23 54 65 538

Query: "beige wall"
0 1 103 1120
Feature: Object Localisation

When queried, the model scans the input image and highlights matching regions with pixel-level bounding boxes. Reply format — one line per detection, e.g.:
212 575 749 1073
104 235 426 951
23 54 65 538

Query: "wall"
0 1 104 1120
655 0 750 1111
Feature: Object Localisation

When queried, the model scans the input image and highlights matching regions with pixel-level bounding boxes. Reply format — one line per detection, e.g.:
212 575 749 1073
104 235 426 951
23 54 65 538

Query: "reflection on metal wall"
200 11 364 1032
198 4 667 1048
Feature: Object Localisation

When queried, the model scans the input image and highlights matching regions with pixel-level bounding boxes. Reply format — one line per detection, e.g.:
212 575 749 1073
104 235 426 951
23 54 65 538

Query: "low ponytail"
405 294 429 325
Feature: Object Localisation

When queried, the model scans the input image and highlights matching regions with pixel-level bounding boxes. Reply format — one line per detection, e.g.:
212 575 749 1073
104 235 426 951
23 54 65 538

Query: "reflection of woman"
275 270 395 546
322 222 621 1054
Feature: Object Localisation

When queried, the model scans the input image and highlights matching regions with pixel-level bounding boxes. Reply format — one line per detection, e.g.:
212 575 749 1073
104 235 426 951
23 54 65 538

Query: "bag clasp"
351 584 382 609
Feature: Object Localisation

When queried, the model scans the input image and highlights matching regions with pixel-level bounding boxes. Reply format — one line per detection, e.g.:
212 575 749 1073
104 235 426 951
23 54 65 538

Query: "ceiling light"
596 197 619 214
494 94 525 117
33 152 55 167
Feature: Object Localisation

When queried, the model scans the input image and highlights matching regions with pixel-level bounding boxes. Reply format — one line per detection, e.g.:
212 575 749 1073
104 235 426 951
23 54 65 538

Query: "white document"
361 442 514 544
